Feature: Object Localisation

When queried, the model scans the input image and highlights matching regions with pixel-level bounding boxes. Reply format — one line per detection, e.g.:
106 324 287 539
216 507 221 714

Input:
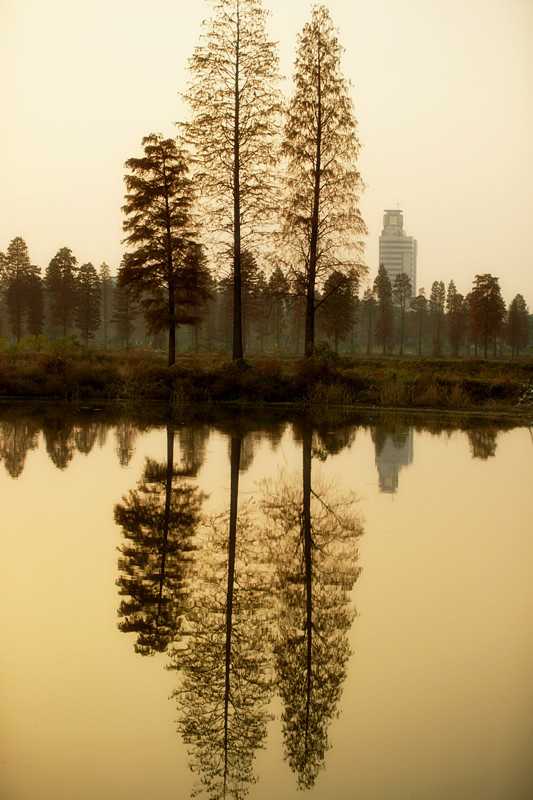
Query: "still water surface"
1 408 532 800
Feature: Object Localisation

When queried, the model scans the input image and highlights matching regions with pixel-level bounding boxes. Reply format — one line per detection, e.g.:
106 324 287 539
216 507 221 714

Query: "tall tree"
360 287 377 355
45 247 79 337
281 5 366 356
76 262 101 349
469 274 506 358
374 264 393 354
506 293 529 356
111 279 139 351
410 288 427 356
98 262 114 348
446 279 467 358
317 268 358 353
393 272 412 355
185 0 281 361
2 237 41 341
120 134 210 366
429 280 446 357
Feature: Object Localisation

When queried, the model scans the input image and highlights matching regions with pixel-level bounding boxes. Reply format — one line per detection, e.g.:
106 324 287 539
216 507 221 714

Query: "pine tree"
393 272 412 355
120 134 210 366
281 4 366 356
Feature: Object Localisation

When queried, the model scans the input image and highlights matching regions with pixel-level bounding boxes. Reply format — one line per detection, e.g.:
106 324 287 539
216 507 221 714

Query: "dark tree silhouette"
374 264 393 354
45 247 78 337
76 262 101 348
120 134 210 366
506 294 529 356
260 422 363 789
393 272 412 355
185 0 281 361
169 430 275 799
469 274 505 358
115 426 206 655
281 5 366 356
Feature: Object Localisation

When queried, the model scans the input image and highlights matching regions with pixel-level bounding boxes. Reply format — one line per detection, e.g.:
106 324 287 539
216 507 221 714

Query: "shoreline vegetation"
0 339 532 421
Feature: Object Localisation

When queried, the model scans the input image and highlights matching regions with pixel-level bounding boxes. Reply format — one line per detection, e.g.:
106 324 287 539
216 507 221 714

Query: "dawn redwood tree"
120 134 210 366
281 5 366 356
184 0 281 361
506 293 529 356
373 264 393 354
76 262 101 348
45 247 79 337
393 272 412 355
469 274 506 358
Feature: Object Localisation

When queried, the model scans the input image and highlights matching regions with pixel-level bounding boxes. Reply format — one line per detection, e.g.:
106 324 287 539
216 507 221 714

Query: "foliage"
281 4 366 355
120 134 210 366
45 247 79 337
184 0 281 361
469 273 506 358
373 264 393 353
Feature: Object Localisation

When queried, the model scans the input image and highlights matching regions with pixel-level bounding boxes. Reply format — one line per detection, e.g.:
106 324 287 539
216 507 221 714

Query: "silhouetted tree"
185 0 281 361
111 280 139 350
170 431 275 798
374 264 393 354
98 262 114 348
360 287 377 354
45 247 79 337
410 288 427 356
120 134 210 366
115 426 206 655
2 237 42 341
261 423 363 789
393 272 412 355
76 262 101 348
281 5 366 355
446 279 468 358
429 280 446 357
265 265 290 349
469 274 505 358
317 269 358 353
506 294 529 356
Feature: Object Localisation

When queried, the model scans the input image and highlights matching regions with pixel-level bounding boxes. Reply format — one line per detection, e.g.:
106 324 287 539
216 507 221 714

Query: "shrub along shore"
0 342 532 418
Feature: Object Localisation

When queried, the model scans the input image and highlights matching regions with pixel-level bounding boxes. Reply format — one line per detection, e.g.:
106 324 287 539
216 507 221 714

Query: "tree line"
1 2 530 361
0 233 529 358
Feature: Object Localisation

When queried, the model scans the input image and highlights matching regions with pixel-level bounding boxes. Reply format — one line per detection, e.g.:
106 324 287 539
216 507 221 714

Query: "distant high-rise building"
378 210 417 293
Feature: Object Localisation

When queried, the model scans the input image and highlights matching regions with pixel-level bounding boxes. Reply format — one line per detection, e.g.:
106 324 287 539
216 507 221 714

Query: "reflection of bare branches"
261 427 364 790
169 434 275 799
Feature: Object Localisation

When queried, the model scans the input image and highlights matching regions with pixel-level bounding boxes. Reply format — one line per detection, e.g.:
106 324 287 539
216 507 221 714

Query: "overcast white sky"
1 0 532 305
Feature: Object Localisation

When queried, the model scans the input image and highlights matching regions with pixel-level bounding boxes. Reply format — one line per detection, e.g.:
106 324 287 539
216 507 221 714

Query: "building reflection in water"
372 426 414 493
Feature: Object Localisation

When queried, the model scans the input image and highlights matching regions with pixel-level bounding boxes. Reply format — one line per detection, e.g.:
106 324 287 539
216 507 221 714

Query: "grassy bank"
0 342 532 417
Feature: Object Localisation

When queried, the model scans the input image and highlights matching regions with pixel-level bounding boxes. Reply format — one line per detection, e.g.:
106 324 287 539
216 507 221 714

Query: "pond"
1 406 532 800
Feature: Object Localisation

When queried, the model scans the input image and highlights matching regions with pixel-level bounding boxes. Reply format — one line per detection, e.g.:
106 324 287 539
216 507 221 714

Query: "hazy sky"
2 0 532 305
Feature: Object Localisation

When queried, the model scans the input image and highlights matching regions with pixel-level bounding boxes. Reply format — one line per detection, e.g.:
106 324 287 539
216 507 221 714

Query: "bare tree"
184 0 281 361
280 4 366 356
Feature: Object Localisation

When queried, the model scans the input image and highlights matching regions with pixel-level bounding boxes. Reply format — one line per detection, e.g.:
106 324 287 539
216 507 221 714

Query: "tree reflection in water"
169 430 275 800
261 422 364 789
115 425 207 655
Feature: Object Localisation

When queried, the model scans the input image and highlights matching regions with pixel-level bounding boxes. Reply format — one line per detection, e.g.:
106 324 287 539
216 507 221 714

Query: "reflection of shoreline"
373 428 414 493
